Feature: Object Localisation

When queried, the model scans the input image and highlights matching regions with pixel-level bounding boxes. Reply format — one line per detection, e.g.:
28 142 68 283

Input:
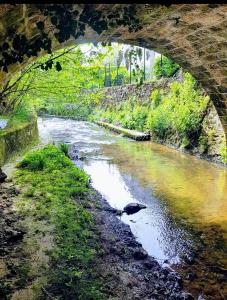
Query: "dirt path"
0 180 26 299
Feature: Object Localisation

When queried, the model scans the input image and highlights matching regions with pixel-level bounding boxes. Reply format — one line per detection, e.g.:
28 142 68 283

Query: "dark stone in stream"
79 156 86 161
123 203 147 215
0 169 7 183
68 144 87 161
181 252 196 265
133 248 148 260
143 260 159 269
127 239 142 248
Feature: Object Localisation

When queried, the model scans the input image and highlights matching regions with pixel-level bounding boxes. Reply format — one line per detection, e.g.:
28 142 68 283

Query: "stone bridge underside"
0 4 227 138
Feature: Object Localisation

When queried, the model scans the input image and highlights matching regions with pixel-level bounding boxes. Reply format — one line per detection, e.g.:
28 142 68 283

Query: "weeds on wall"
93 72 209 148
153 55 180 79
220 137 227 163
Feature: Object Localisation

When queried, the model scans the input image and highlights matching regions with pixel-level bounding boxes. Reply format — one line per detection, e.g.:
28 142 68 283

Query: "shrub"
150 89 163 108
146 102 171 139
153 55 180 79
220 137 227 164
94 72 209 149
18 151 45 171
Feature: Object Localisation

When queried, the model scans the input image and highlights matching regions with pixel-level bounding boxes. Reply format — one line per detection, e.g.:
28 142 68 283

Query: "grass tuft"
15 144 105 299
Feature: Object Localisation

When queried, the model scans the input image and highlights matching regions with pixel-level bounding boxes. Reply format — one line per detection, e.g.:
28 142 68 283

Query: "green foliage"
150 89 162 109
198 135 209 153
93 98 150 132
146 102 171 139
181 136 190 149
153 55 180 79
93 72 209 147
198 129 216 154
146 73 209 143
9 44 129 121
16 145 105 299
17 145 73 172
58 143 70 157
7 102 34 128
220 137 227 164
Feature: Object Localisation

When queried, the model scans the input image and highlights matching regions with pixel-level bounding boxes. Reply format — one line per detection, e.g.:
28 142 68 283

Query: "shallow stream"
38 117 227 299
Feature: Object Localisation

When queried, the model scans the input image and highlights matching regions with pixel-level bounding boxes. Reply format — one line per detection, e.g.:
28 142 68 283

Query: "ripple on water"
38 117 227 299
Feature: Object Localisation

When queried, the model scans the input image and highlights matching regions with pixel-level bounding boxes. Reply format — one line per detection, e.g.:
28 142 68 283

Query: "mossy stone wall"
0 117 38 166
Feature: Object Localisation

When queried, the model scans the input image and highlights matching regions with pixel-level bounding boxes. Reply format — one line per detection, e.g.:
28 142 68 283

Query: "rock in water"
68 144 79 160
123 203 147 215
0 168 7 183
133 248 148 260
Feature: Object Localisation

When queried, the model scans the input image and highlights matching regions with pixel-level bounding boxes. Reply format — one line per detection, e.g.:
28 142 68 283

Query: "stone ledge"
0 115 38 166
95 121 150 141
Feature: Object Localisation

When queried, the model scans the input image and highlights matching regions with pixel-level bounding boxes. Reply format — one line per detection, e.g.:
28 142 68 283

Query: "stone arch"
0 4 227 138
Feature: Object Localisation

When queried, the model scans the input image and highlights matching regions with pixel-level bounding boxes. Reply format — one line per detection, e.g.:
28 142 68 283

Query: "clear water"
38 117 227 299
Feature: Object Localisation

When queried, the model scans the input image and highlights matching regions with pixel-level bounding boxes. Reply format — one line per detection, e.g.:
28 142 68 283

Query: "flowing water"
38 117 227 299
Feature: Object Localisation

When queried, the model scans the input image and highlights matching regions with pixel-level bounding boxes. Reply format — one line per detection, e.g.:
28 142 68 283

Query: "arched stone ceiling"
0 4 226 136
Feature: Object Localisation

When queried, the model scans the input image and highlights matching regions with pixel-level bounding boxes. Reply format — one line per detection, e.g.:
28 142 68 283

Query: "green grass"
15 144 106 299
7 103 34 127
0 103 36 139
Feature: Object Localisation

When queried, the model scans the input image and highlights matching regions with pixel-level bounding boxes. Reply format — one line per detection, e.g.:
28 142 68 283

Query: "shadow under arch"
0 3 226 138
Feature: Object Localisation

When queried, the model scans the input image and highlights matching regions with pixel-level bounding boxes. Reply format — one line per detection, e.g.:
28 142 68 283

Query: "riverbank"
91 74 226 165
95 120 226 168
39 114 226 167
0 144 194 299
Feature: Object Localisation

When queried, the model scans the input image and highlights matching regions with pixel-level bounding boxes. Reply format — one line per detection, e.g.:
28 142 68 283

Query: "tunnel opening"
0 4 226 138
1 39 226 164
0 4 227 300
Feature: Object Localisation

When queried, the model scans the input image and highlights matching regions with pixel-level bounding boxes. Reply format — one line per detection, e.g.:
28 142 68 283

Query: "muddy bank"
0 176 194 299
89 189 194 300
0 180 26 299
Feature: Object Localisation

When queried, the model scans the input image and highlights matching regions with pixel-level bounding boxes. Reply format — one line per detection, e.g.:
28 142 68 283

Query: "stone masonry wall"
0 117 38 166
200 101 225 156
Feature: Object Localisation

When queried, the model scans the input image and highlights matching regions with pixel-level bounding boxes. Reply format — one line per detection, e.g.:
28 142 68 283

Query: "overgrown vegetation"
15 145 106 299
2 41 225 163
153 55 180 79
6 102 34 128
2 43 149 120
220 138 227 163
93 72 209 148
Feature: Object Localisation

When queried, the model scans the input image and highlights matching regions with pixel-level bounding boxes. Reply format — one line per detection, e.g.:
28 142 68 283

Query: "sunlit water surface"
38 117 227 298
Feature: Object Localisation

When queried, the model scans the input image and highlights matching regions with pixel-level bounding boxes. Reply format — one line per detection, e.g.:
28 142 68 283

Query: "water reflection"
102 141 227 235
38 117 227 298
84 159 192 264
